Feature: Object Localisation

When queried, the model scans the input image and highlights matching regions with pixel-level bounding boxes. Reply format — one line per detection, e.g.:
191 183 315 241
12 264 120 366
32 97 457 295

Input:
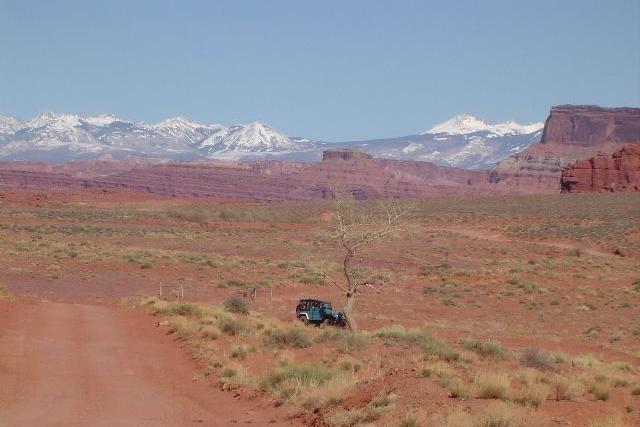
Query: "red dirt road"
0 301 289 427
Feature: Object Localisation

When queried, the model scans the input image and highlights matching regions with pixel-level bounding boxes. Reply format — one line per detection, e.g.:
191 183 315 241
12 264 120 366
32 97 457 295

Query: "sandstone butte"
491 105 640 190
561 143 640 192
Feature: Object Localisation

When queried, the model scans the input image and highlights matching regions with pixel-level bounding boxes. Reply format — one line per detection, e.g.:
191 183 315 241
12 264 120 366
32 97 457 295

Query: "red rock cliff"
493 105 640 191
541 105 640 146
561 143 640 192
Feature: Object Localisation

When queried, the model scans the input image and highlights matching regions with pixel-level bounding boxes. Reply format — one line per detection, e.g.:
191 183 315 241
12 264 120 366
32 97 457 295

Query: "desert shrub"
399 416 420 427
550 350 570 364
217 316 250 336
420 336 459 362
169 301 202 318
519 347 554 370
221 367 237 378
448 377 473 399
259 364 338 400
631 387 640 395
588 414 634 427
201 325 219 340
551 375 580 401
263 327 312 349
611 361 634 373
299 376 356 411
230 345 248 359
513 383 548 408
475 372 510 400
374 325 456 360
374 325 426 345
143 296 170 315
459 338 508 360
296 274 327 285
315 328 371 352
324 393 394 426
168 316 199 339
338 360 361 373
223 295 248 315
0 286 8 299
589 383 610 401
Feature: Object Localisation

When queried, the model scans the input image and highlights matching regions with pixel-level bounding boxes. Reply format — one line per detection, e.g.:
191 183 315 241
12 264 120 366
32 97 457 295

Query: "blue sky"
1 0 638 141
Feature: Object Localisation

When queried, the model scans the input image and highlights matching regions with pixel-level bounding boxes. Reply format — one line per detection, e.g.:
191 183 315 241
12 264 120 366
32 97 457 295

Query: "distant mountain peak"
424 114 543 136
153 116 222 130
27 112 82 129
201 120 304 153
82 113 123 127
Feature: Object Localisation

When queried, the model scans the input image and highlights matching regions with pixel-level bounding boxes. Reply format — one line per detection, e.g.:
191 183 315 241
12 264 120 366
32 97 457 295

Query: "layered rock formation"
540 105 640 145
493 105 640 191
0 149 552 201
561 143 640 192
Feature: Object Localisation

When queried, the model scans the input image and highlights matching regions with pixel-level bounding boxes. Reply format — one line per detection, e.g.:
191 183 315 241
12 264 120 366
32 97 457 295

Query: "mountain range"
0 112 543 169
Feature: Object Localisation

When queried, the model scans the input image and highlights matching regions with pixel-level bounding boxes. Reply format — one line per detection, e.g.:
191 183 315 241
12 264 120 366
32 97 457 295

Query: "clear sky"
1 0 639 141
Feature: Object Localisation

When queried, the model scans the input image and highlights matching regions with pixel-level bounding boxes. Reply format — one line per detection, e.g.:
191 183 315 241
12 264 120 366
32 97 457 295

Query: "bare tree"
320 193 411 331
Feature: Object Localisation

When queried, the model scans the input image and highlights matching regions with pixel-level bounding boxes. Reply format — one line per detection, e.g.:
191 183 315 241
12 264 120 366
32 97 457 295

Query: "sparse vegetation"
459 338 508 359
519 347 554 370
475 372 510 400
3 191 640 425
263 327 312 349
223 295 249 315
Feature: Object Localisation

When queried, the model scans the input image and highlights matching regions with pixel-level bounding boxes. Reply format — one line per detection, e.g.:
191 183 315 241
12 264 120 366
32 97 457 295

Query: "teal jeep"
295 299 346 327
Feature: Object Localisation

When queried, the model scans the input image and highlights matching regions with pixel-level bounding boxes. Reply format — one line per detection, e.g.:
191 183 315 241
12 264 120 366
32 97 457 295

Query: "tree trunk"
343 291 358 332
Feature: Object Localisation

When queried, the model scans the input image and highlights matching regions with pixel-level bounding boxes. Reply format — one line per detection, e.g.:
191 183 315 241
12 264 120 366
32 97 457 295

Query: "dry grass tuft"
263 327 312 349
589 413 635 427
324 392 395 426
459 338 509 360
475 372 511 400
168 316 199 339
550 375 581 401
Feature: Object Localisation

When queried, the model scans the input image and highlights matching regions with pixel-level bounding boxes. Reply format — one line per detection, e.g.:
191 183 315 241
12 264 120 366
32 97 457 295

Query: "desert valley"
1 103 639 427
1 2 639 426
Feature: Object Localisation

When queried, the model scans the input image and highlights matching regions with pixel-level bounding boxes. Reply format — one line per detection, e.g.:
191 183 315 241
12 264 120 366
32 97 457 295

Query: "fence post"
180 283 184 300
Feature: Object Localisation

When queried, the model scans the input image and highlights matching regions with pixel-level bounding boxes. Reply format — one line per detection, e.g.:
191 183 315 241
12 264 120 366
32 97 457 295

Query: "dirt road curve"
0 301 289 427
440 227 612 257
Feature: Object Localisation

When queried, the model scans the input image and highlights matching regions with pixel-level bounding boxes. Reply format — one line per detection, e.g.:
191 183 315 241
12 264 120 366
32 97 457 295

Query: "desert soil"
0 188 639 426
0 299 292 427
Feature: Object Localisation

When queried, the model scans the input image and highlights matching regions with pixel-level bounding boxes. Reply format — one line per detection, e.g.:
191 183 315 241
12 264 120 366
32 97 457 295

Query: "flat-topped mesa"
541 105 640 146
561 143 640 192
322 149 373 162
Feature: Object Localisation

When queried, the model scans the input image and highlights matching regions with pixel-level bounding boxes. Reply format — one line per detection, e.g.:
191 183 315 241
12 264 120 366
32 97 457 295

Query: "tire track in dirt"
0 301 291 427
435 227 612 257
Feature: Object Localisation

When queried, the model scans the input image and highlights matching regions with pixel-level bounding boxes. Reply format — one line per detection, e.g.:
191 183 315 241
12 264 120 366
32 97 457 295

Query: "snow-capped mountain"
0 113 300 163
199 121 311 155
424 114 543 137
0 115 24 135
0 112 543 169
